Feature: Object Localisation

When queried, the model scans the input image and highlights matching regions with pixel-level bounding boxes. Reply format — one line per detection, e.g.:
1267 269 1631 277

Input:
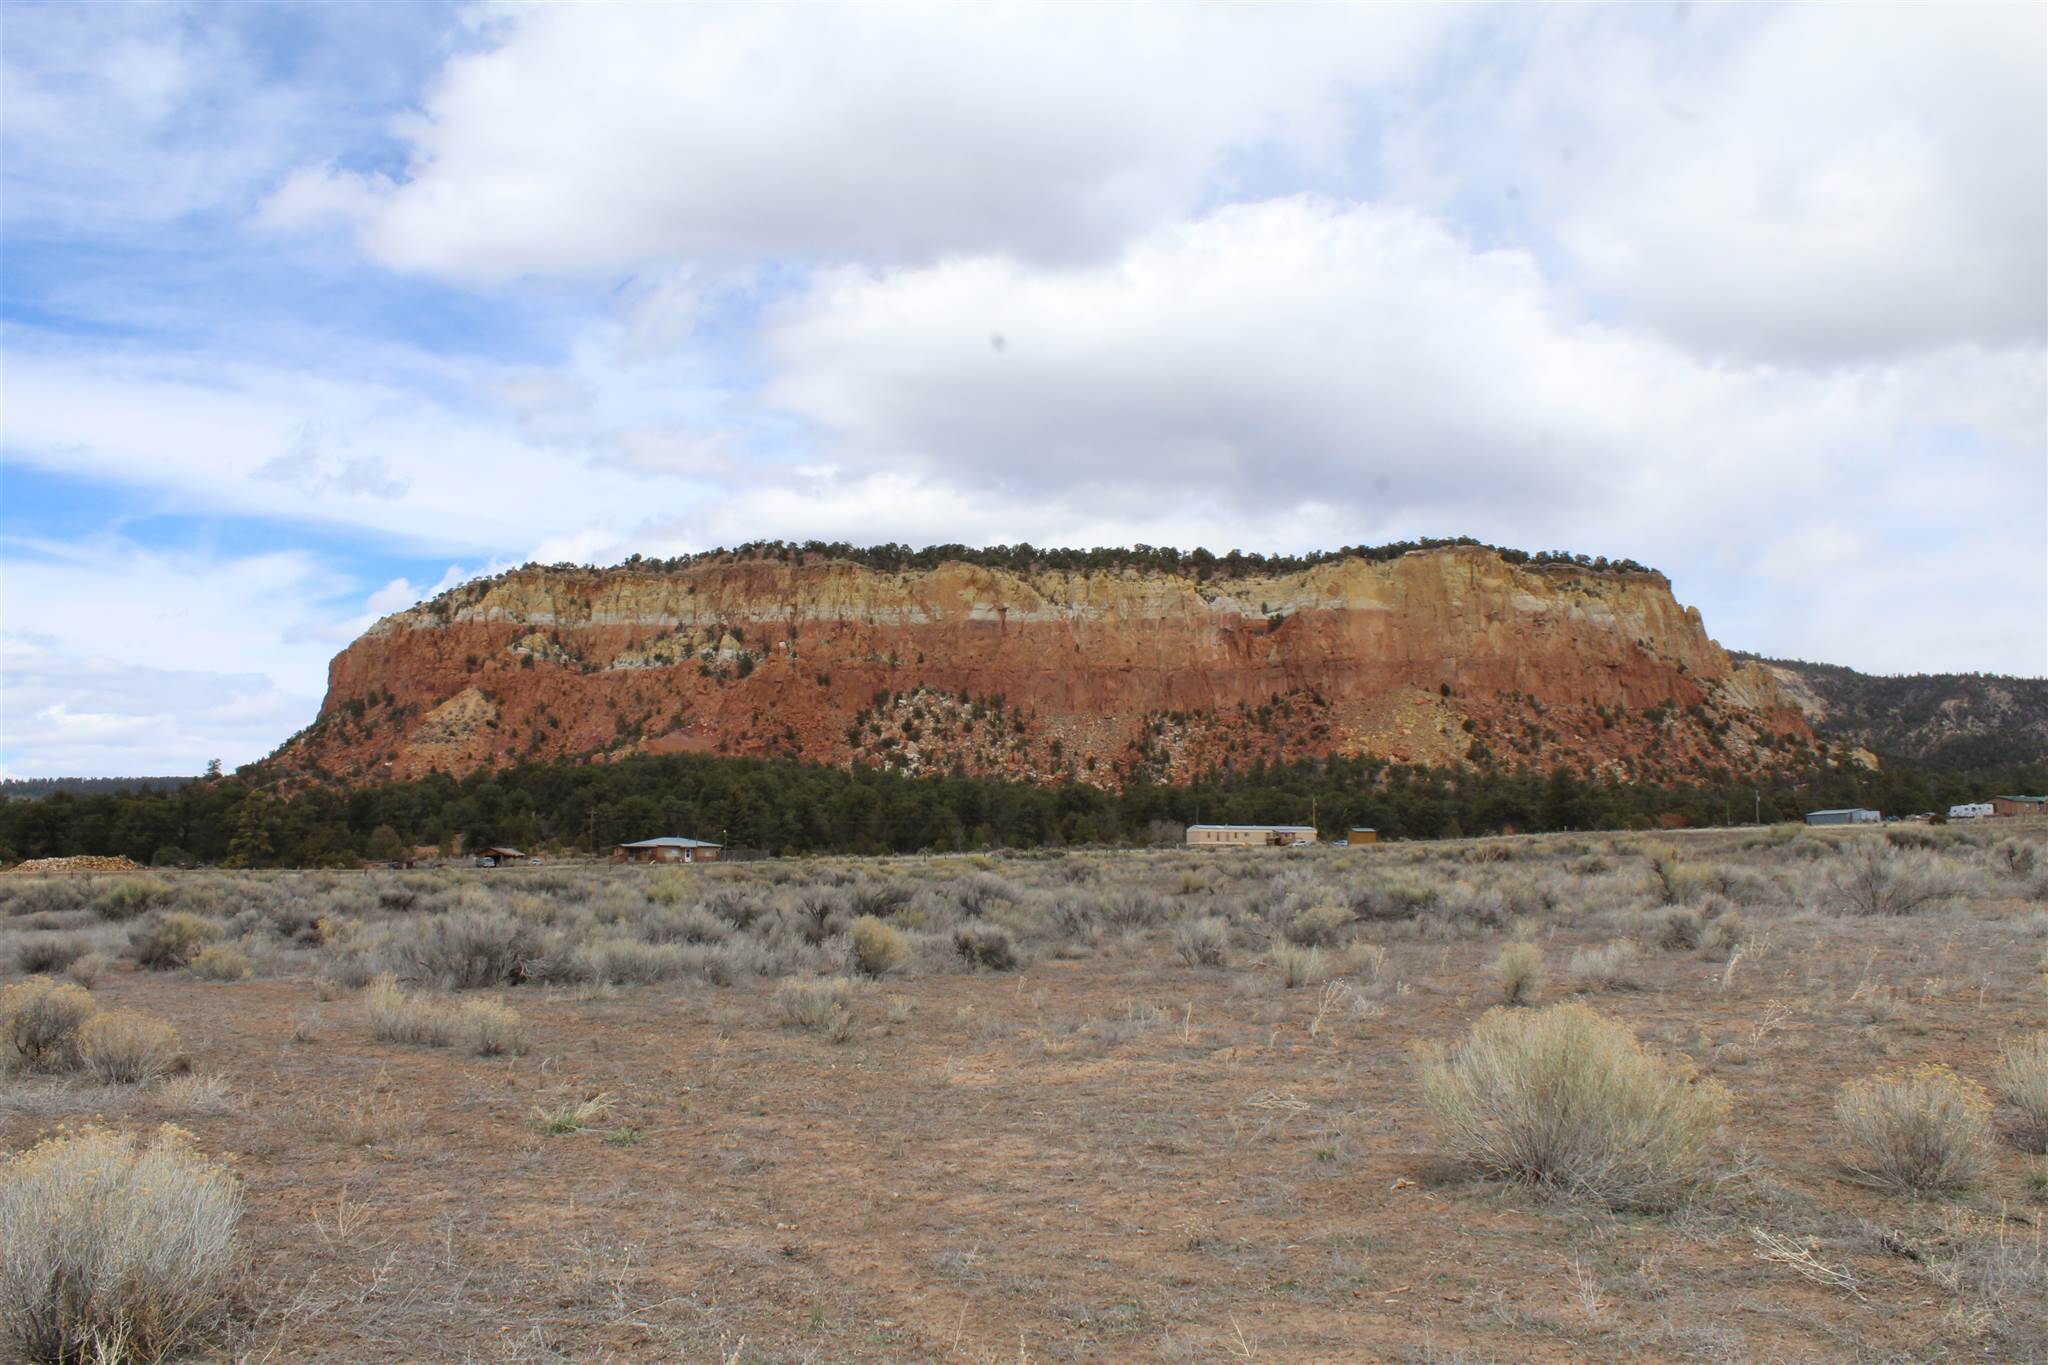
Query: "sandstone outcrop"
271 545 1813 787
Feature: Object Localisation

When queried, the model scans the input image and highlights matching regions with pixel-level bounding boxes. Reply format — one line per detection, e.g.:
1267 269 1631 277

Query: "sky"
1 1 2044 778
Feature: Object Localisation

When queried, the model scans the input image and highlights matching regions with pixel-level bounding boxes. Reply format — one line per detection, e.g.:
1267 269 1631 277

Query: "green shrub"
1835 1064 1992 1192
1650 853 1713 904
382 908 538 988
189 944 253 981
1284 904 1352 947
953 925 1019 971
1656 908 1702 951
1 977 96 1072
847 915 908 978
13 934 89 975
1828 844 1960 916
1495 942 1543 1005
1992 838 2037 878
0 1124 241 1364
93 876 175 922
777 977 855 1041
79 1010 182 1084
1173 916 1230 966
458 999 526 1057
1419 1002 1729 1210
1992 1031 2048 1153
129 912 218 970
1269 943 1323 989
1703 910 1745 955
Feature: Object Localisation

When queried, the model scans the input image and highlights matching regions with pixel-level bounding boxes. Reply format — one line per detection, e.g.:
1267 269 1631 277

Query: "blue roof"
618 836 723 848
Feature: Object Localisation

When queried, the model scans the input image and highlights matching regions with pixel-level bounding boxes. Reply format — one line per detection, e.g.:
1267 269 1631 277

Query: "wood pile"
5 855 146 874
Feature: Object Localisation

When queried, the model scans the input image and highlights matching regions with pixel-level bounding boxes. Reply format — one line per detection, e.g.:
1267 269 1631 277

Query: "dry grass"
364 975 455 1047
1991 1031 2048 1153
457 998 526 1057
1493 942 1543 1005
777 976 857 1041
1835 1064 1993 1192
0 1124 241 1364
1565 941 1639 993
2 825 2043 1362
1268 943 1324 989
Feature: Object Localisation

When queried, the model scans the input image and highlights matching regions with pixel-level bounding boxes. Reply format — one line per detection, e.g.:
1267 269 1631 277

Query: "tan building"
612 836 724 864
1345 828 1379 846
1186 824 1318 849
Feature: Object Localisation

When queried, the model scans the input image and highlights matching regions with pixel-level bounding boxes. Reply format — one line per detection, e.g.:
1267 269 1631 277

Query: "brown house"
612 837 724 864
472 846 526 866
1345 828 1379 846
1990 795 2047 818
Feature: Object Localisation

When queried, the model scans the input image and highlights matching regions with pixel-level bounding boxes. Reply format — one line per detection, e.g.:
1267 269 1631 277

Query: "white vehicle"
1948 802 1993 820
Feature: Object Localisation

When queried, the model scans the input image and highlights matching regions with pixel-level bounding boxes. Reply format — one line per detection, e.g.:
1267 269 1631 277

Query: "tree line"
475 537 1661 596
3 747 2036 869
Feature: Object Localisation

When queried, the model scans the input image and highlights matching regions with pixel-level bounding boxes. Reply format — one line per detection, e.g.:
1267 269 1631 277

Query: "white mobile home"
1186 824 1318 849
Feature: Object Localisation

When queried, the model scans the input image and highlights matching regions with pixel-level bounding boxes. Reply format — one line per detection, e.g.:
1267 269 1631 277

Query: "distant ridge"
3 776 202 801
1735 654 2048 772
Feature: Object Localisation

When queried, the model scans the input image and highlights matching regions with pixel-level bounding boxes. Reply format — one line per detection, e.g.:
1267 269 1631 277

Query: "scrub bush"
0 1125 241 1364
1419 1002 1728 1209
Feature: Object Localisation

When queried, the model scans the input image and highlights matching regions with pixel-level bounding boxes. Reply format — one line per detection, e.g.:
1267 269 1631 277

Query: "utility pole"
586 806 597 857
1755 788 1761 826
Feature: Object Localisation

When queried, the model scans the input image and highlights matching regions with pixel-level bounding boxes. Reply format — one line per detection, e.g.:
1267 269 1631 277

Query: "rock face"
273 546 1813 787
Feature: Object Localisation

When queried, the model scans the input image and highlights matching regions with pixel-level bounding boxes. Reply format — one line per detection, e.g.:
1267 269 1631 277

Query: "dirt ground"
4 826 2045 1363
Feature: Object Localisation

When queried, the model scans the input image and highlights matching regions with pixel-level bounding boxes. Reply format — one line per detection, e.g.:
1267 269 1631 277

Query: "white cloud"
0 540 516 776
255 422 412 500
256 163 396 234
3 7 312 233
1384 4 2048 362
749 196 2044 674
0 548 320 776
268 4 1456 281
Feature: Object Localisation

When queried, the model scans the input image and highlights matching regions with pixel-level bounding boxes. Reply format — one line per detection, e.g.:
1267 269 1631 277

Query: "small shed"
1345 828 1379 846
613 836 724 865
1185 824 1318 849
1990 795 2048 818
472 846 526 867
1804 808 1880 827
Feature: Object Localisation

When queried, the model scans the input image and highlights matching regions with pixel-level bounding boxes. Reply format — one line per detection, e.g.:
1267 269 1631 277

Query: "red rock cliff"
271 546 1813 787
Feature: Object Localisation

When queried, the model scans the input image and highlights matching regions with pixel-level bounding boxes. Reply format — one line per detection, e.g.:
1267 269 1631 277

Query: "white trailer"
1947 803 1993 820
